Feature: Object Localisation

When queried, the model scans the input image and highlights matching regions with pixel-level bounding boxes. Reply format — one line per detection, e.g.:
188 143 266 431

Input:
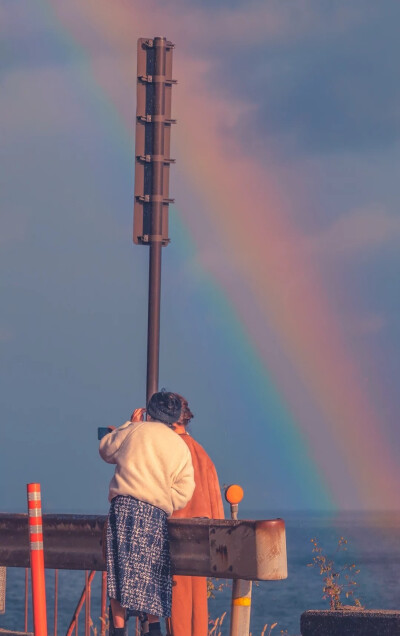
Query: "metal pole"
100 572 107 636
226 485 253 636
146 36 167 405
25 568 29 633
27 483 48 636
66 571 96 636
0 566 5 616
230 579 252 636
84 570 90 636
53 570 58 636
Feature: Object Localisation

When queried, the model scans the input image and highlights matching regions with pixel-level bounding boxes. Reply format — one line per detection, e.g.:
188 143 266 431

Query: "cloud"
49 0 400 159
260 31 400 155
338 310 387 338
1 1 83 77
304 206 400 256
159 0 366 49
1 66 88 136
356 314 386 335
172 0 400 156
0 206 28 246
0 327 14 343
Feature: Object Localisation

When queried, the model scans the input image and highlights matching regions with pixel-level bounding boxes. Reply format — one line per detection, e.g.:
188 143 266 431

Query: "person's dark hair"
175 394 193 427
147 390 182 425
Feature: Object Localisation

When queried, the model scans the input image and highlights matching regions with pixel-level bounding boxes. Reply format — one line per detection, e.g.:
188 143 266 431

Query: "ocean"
1 511 399 636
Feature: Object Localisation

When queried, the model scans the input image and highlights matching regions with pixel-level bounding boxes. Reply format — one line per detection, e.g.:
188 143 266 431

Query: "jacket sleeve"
171 448 195 512
99 421 132 464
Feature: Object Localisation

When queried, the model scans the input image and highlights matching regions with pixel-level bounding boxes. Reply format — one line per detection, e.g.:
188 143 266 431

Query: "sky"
1 0 400 514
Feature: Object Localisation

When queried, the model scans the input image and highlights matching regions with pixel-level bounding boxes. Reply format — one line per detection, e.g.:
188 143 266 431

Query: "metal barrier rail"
0 514 287 581
0 513 287 635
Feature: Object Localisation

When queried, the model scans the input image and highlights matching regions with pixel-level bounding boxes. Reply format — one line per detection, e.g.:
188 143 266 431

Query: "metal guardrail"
0 514 287 581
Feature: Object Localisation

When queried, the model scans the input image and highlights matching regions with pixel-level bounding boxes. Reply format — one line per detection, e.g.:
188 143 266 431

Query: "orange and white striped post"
27 483 48 636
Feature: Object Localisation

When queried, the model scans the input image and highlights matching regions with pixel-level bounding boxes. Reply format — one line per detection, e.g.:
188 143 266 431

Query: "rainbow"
45 0 400 510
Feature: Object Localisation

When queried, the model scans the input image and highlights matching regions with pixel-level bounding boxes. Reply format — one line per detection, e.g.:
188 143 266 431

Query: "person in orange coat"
168 395 224 636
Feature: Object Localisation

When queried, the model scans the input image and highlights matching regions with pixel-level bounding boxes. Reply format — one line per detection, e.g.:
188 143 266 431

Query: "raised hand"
130 407 146 422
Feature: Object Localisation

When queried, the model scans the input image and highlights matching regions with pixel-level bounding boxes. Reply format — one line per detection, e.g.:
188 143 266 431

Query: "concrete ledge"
301 609 400 636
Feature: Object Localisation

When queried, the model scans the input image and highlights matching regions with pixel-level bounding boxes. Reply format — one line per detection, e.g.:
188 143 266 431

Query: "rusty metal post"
25 567 29 633
100 572 107 636
54 569 58 636
66 571 96 636
0 566 5 615
225 485 253 636
84 570 90 636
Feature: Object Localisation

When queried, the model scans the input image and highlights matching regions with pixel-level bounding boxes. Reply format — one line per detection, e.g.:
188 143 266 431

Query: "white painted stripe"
29 525 42 534
28 508 42 518
28 492 41 501
30 541 43 550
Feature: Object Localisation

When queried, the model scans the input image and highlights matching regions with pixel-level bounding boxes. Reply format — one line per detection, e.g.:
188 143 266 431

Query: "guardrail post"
85 570 90 636
25 567 29 632
226 485 253 636
54 569 58 636
100 572 107 636
27 483 48 636
0 566 5 615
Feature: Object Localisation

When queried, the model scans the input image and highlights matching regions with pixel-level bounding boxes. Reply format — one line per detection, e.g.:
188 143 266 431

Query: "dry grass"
308 536 362 610
208 615 288 636
208 611 227 635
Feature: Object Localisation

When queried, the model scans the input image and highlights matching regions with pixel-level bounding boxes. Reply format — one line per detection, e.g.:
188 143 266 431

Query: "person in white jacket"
99 391 195 636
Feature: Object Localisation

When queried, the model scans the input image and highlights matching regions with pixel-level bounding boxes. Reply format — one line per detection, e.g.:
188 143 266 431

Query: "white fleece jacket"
99 420 195 516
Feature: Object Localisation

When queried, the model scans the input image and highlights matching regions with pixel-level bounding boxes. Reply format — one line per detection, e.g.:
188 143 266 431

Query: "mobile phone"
98 427 111 440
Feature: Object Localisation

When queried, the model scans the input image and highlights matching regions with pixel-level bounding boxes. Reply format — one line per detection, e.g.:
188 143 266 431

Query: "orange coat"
169 433 224 636
171 434 224 519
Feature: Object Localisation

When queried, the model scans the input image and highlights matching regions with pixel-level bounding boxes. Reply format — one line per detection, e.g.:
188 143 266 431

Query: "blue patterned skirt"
106 495 172 617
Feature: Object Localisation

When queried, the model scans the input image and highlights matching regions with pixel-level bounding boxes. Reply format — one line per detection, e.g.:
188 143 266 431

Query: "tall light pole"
133 37 176 404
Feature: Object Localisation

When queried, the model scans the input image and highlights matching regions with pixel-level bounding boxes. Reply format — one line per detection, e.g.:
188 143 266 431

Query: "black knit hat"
147 391 182 425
